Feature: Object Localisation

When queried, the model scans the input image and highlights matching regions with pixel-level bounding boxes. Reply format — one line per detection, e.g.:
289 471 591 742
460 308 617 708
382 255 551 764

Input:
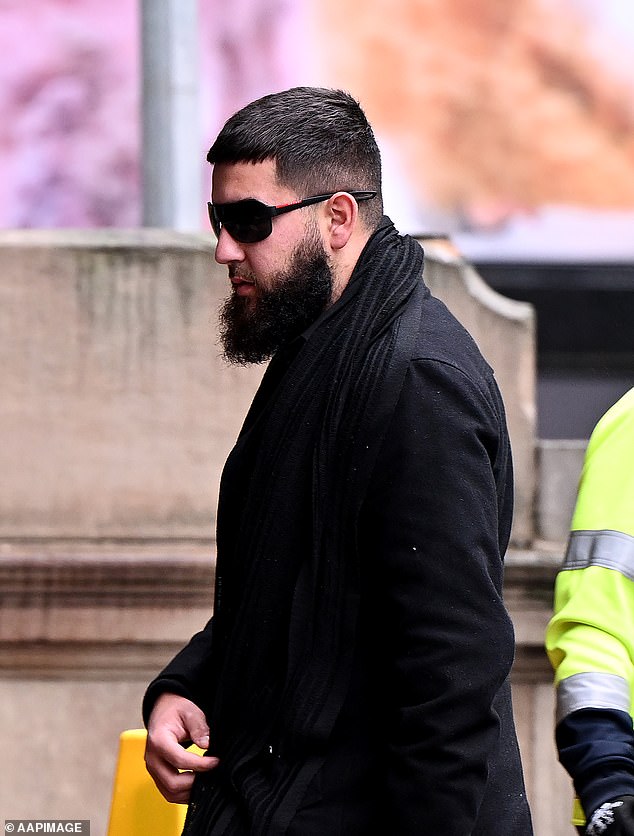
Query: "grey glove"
586 796 634 836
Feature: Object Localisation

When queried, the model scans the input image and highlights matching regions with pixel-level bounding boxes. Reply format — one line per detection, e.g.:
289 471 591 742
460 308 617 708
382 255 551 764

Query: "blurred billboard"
0 0 633 261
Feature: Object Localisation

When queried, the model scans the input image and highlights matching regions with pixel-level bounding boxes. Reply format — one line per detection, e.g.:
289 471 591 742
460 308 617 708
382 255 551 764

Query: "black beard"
219 239 333 365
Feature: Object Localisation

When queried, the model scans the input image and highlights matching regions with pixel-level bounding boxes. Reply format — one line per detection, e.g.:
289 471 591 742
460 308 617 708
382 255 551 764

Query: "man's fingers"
170 747 219 772
148 764 196 804
145 694 218 803
146 724 217 770
145 746 218 804
149 693 211 750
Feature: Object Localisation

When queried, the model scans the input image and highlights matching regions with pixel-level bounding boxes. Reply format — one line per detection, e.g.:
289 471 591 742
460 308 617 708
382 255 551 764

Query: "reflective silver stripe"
562 529 634 581
556 672 631 724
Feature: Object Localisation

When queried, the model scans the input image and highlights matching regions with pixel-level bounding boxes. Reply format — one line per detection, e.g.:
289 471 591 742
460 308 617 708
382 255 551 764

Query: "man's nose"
214 228 245 265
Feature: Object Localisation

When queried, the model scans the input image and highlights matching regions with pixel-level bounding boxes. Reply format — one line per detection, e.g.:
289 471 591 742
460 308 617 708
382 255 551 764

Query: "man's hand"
145 693 219 803
586 796 634 835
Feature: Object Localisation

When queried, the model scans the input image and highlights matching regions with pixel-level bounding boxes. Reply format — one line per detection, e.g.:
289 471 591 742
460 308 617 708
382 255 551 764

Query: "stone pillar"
140 0 202 230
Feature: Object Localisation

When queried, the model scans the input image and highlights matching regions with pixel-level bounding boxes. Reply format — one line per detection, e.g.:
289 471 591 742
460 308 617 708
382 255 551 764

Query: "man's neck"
329 230 373 305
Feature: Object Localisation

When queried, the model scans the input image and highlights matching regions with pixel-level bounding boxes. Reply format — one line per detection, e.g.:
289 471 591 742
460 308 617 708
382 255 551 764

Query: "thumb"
190 727 210 750
182 705 210 750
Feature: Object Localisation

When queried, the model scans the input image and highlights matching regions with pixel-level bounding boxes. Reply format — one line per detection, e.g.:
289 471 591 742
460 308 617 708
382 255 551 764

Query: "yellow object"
107 729 202 836
572 796 585 827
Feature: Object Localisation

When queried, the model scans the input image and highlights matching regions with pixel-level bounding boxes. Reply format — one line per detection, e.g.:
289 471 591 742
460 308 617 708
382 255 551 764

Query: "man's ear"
326 192 359 250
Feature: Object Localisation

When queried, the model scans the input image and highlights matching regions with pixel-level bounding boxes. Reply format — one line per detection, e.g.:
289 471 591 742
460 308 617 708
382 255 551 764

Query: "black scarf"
186 218 427 835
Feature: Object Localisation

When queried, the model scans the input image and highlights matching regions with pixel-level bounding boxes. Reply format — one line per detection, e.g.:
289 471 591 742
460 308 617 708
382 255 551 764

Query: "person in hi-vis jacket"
546 387 634 835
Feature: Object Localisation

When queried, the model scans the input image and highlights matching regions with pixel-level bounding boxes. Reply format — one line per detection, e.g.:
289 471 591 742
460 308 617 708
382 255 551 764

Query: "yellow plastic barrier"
107 729 201 836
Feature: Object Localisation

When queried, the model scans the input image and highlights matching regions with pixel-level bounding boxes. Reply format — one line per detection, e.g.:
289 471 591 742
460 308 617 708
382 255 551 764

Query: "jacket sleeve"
555 707 634 817
362 357 518 834
546 561 634 815
142 616 215 726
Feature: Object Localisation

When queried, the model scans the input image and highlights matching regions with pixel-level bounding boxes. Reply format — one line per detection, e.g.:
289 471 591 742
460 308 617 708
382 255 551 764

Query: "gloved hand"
586 796 634 835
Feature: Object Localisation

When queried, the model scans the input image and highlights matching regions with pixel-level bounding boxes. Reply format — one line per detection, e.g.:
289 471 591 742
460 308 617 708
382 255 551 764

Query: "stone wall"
0 231 577 834
0 229 262 539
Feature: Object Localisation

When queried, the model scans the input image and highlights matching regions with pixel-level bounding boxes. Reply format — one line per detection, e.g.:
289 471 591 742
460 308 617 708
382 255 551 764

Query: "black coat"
144 229 533 835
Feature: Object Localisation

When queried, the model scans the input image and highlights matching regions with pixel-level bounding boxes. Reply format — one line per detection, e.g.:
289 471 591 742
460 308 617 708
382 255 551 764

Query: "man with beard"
143 87 533 835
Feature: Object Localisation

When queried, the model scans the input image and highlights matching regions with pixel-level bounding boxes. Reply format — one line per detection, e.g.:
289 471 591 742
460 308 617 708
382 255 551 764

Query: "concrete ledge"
0 540 214 667
0 228 213 250
0 541 561 676
0 538 215 608
0 641 188 680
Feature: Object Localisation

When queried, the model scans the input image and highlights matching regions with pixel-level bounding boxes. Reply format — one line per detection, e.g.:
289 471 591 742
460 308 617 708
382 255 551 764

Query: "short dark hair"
207 87 383 229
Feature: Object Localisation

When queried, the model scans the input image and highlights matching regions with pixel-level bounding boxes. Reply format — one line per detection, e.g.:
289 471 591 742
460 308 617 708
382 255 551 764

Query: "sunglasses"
207 191 377 244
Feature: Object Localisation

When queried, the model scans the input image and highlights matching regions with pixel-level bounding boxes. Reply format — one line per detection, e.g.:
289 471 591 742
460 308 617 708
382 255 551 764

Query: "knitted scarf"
185 218 427 835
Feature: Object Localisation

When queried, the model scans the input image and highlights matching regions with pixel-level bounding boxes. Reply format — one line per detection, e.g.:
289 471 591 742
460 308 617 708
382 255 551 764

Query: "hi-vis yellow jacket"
546 387 634 820
547 388 634 723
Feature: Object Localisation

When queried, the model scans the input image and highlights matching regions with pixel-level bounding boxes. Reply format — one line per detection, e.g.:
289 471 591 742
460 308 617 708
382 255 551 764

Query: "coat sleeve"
362 356 518 834
547 561 634 817
142 616 215 726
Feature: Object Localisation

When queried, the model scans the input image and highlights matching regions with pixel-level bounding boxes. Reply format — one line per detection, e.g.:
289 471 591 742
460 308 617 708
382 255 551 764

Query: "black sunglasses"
207 191 377 244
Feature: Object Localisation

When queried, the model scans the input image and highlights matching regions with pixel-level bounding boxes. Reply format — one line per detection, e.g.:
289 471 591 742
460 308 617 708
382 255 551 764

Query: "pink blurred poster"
0 0 140 227
1 0 633 260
